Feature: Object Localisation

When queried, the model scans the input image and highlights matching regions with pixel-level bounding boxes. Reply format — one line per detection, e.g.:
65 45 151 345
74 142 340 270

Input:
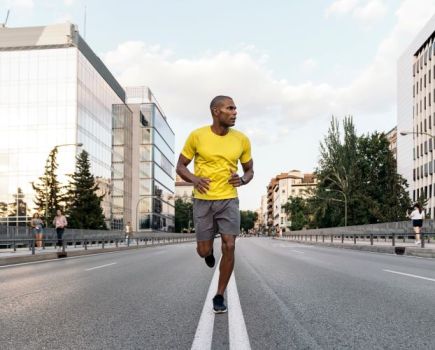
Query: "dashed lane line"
383 269 435 282
191 257 221 350
228 272 251 350
85 262 117 271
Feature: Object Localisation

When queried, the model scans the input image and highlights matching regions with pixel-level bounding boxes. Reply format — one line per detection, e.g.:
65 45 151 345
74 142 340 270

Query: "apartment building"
398 14 435 218
266 170 316 231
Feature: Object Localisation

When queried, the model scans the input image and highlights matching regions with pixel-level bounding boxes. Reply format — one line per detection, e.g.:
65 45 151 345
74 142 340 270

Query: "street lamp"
325 188 348 227
400 131 433 138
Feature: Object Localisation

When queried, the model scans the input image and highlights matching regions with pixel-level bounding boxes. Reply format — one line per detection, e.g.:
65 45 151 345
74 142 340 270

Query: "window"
425 74 427 87
413 84 415 98
430 184 433 197
430 114 432 128
425 119 427 131
417 81 419 93
430 93 432 107
421 78 423 91
430 70 432 83
414 147 416 160
417 167 420 179
413 168 416 181
413 190 415 202
430 138 433 151
425 97 427 110
424 141 428 154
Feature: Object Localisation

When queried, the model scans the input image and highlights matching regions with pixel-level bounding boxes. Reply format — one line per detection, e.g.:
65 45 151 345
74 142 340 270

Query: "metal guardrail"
0 227 195 255
282 220 435 249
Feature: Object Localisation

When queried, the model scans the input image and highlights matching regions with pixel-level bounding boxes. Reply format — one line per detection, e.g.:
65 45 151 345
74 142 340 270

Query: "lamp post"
325 188 348 227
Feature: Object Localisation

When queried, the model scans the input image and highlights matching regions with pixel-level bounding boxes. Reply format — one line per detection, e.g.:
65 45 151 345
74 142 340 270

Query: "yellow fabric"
181 126 252 200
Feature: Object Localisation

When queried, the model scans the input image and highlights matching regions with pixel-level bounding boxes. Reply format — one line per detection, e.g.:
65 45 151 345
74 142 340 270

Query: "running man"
176 95 254 313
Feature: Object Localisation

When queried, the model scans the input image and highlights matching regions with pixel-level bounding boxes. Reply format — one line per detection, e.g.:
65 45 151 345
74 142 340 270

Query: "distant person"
125 221 132 245
176 95 254 314
408 203 424 245
31 213 44 248
53 209 68 249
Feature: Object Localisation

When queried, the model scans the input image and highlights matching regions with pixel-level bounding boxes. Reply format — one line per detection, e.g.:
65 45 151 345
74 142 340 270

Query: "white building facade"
398 14 435 218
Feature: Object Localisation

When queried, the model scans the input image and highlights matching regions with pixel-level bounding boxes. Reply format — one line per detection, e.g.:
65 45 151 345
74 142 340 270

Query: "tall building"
266 170 316 231
126 87 175 232
0 23 174 231
398 14 435 218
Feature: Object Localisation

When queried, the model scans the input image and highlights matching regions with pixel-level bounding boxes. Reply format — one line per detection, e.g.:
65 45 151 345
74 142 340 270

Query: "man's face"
214 98 237 127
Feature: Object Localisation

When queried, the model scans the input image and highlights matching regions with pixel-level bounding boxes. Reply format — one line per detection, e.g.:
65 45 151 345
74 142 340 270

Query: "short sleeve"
240 135 252 164
181 131 196 160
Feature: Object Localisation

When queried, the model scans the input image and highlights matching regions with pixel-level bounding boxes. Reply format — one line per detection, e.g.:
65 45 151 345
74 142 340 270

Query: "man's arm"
228 159 254 187
176 154 210 194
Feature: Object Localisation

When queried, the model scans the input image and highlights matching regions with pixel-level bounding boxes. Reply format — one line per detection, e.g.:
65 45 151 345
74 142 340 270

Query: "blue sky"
2 0 435 210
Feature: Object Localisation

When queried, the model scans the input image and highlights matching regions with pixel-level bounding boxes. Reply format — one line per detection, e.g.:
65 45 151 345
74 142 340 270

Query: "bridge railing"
0 226 195 255
281 220 435 249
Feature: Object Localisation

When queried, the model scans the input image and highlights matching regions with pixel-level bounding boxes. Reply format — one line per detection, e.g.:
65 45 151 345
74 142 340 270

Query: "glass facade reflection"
138 103 175 231
126 87 175 232
0 23 132 229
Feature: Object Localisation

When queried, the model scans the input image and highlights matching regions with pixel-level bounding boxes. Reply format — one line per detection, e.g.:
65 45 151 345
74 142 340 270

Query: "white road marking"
291 250 305 254
191 257 221 350
383 269 435 282
85 262 117 271
228 273 251 350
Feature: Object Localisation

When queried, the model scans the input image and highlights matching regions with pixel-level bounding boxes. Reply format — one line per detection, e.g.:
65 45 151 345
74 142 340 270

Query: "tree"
175 198 193 232
284 197 309 230
240 210 258 232
64 150 107 230
32 147 62 226
7 188 30 226
312 116 411 227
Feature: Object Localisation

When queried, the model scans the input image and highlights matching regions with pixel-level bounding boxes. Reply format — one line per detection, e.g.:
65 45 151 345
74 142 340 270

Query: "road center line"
191 257 221 350
383 269 435 282
228 272 251 350
85 262 117 271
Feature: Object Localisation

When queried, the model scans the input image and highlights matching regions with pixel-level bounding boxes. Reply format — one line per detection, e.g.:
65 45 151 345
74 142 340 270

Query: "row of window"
414 90 435 115
415 112 435 134
414 69 433 95
413 41 435 76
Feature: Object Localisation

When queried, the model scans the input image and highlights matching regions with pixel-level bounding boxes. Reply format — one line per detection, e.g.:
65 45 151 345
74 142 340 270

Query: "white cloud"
325 0 387 25
64 0 75 6
0 0 34 11
103 0 435 149
325 0 360 17
301 58 318 73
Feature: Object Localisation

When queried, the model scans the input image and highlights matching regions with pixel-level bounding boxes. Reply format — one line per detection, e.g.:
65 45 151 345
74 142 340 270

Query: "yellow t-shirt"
181 126 252 200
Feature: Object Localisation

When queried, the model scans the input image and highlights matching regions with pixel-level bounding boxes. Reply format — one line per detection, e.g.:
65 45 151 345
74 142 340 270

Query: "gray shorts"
193 198 240 241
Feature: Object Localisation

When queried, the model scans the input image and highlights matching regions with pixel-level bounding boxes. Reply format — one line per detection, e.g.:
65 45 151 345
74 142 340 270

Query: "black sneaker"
204 249 215 268
213 294 227 314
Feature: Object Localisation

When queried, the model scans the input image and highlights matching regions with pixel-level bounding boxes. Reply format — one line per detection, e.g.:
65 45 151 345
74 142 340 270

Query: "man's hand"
192 176 211 194
228 169 243 187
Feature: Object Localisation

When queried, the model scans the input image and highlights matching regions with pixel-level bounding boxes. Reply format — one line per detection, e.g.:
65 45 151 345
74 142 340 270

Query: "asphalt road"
1 238 434 350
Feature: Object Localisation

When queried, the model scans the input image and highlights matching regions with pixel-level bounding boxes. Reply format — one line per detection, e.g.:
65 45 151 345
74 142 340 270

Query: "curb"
0 240 194 266
274 238 435 258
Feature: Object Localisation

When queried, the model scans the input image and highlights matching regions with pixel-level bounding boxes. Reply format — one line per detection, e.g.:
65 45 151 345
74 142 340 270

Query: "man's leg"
216 234 236 296
196 239 213 257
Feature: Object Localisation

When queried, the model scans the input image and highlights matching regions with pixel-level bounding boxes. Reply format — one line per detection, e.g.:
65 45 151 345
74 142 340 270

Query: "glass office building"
0 23 131 228
126 87 175 232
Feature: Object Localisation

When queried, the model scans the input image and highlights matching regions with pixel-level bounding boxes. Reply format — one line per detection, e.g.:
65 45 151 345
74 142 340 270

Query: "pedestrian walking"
31 213 44 248
408 203 424 245
53 209 68 250
176 95 254 314
125 221 132 245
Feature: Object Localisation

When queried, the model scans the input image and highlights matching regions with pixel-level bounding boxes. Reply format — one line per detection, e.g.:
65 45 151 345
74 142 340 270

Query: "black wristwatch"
240 176 247 185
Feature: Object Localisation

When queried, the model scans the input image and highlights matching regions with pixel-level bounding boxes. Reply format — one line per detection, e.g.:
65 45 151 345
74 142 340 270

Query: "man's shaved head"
210 95 232 111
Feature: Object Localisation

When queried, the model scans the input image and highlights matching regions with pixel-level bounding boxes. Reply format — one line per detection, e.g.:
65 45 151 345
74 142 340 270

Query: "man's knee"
222 239 235 255
197 243 212 257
